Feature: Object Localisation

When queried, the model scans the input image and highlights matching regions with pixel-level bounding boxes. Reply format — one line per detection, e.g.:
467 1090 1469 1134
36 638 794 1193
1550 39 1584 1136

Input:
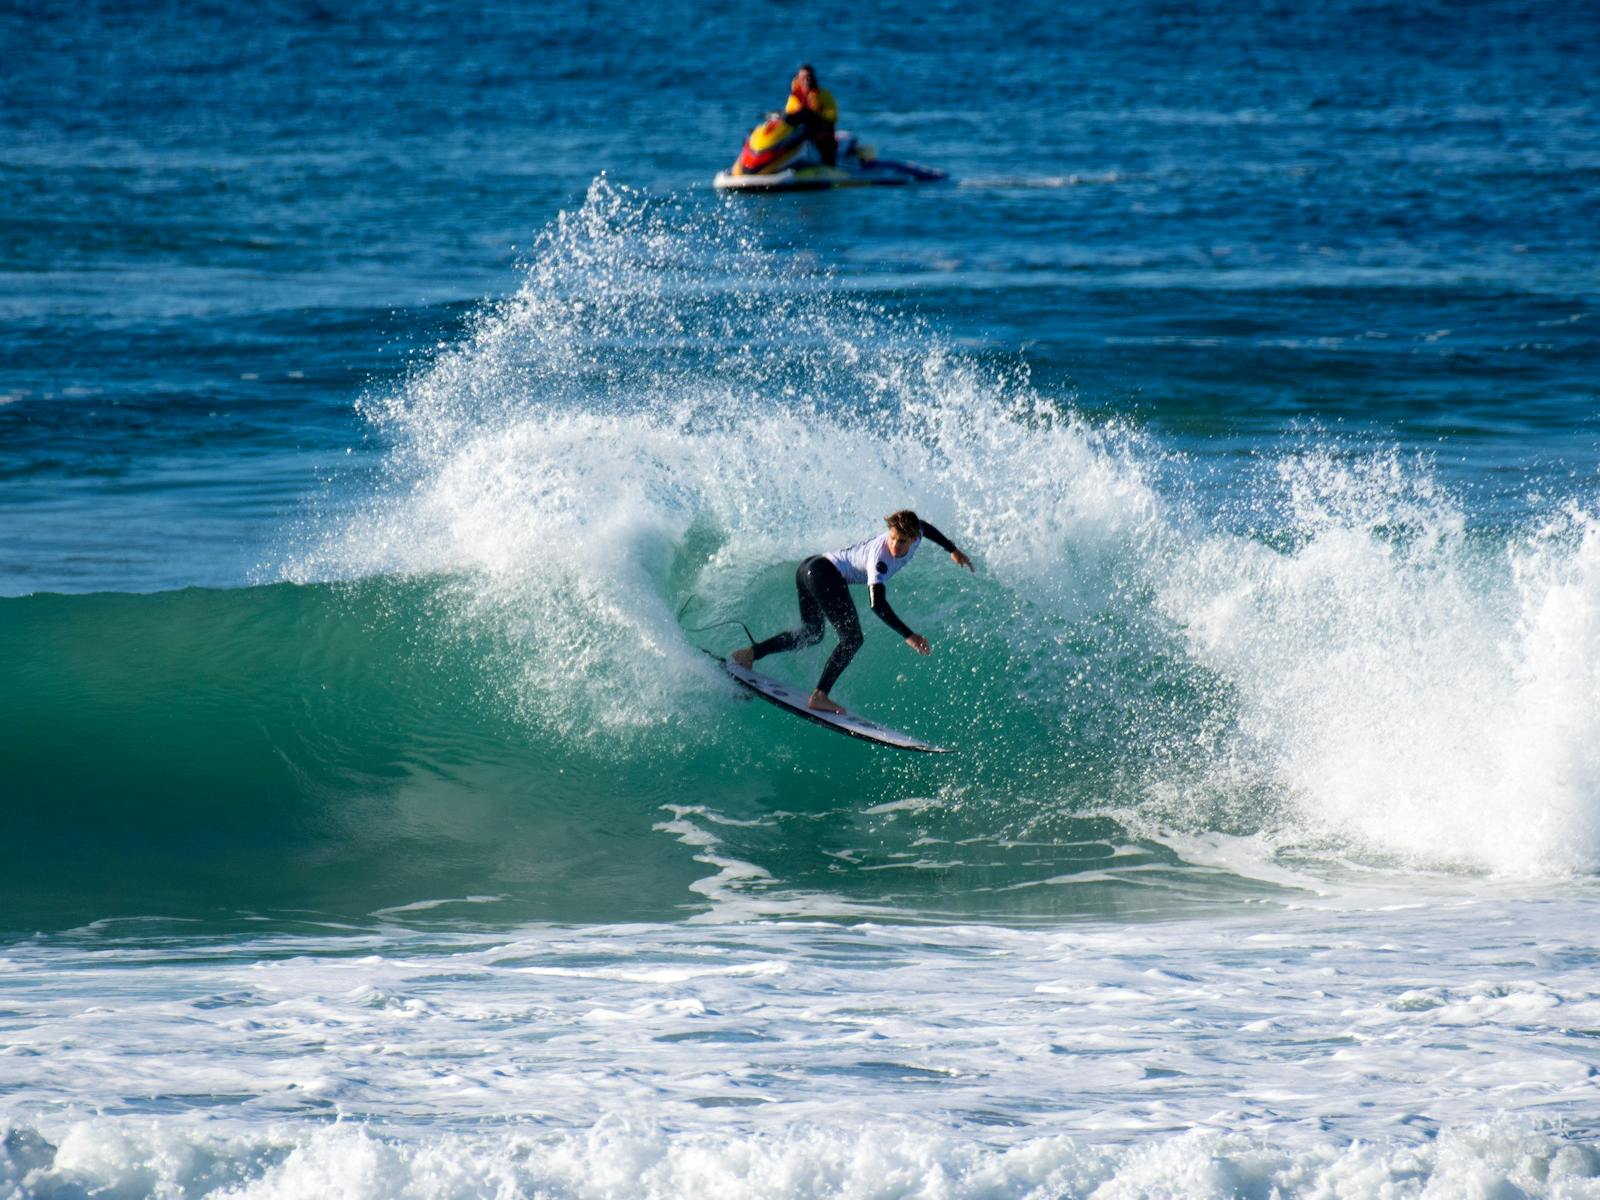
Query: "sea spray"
291 178 1164 744
1153 447 1600 876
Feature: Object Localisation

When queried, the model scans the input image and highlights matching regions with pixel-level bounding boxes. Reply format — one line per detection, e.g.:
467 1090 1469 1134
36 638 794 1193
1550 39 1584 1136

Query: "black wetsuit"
748 521 960 694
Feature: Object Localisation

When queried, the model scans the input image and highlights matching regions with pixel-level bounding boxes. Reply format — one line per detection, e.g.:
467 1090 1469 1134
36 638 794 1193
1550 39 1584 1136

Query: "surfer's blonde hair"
884 509 921 539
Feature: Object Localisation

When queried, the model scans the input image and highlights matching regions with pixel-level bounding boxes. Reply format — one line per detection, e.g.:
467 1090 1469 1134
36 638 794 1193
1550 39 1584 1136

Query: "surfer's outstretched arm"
918 519 974 572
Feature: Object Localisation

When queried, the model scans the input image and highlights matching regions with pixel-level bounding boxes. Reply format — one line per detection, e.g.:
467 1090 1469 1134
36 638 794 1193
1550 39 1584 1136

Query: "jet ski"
713 113 946 192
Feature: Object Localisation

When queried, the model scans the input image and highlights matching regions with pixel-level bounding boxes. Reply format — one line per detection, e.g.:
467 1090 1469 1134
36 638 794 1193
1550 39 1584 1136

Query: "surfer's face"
886 530 914 557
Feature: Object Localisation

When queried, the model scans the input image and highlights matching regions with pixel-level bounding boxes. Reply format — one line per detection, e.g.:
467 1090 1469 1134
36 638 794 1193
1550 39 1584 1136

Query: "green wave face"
0 570 1251 932
0 581 708 929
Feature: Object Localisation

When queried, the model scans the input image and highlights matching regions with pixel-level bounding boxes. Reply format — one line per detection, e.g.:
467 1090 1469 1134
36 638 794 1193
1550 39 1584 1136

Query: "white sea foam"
3 900 1598 1198
6 1116 1598 1199
370 896 508 918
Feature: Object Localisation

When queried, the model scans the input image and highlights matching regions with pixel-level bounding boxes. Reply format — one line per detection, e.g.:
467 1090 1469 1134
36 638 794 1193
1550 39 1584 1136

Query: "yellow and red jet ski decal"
731 117 809 176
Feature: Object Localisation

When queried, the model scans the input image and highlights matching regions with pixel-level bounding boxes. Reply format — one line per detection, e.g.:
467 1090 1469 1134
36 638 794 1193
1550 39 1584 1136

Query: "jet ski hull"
713 159 945 192
715 116 946 192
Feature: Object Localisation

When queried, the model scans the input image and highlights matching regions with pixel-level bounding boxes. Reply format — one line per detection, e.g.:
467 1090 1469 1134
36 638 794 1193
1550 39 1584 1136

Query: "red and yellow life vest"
785 86 838 125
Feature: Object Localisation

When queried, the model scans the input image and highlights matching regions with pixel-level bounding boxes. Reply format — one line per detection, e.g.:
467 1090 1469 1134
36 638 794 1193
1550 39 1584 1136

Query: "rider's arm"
917 520 960 555
868 584 915 640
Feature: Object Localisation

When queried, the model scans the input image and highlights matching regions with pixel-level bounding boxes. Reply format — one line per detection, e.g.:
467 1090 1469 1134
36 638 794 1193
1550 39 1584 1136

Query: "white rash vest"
824 532 922 587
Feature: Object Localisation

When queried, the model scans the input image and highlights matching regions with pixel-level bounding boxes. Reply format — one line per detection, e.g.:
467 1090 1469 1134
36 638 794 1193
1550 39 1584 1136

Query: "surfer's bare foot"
731 647 754 669
808 690 845 714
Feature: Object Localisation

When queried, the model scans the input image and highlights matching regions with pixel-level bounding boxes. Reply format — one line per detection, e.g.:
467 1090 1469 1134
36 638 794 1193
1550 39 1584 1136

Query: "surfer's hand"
907 634 931 655
951 550 974 572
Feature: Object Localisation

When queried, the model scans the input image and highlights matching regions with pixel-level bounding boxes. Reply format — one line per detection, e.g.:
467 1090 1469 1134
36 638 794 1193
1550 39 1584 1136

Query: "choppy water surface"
3 1 1599 1195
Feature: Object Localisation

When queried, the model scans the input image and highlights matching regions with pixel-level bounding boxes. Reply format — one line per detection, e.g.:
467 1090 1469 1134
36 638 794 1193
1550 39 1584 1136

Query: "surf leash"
676 595 756 648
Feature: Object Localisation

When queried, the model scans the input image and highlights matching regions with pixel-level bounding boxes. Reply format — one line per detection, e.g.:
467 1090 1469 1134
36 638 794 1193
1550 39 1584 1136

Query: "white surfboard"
719 657 952 754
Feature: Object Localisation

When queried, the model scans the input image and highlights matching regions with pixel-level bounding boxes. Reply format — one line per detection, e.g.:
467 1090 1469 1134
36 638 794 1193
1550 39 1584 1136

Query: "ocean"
3 0 1599 1195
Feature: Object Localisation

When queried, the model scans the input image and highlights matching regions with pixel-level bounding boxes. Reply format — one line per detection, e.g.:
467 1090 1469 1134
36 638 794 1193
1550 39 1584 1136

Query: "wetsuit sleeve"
918 520 959 555
868 584 916 640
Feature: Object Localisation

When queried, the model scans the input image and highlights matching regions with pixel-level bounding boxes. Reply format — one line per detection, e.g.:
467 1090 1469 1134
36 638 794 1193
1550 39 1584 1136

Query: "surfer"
731 510 973 714
785 65 838 166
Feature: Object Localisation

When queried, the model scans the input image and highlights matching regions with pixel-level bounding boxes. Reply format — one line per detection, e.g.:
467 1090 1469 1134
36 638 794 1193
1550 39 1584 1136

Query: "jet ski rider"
785 65 839 167
731 510 975 714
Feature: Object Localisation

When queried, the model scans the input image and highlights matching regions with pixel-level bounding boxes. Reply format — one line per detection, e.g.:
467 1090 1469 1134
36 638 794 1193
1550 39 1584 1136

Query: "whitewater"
5 903 1600 1198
